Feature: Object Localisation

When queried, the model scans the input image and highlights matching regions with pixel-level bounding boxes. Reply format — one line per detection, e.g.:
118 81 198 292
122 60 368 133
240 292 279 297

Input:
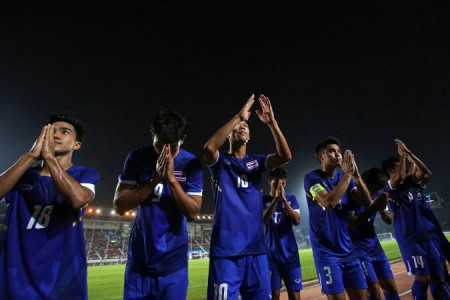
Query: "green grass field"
87 239 406 300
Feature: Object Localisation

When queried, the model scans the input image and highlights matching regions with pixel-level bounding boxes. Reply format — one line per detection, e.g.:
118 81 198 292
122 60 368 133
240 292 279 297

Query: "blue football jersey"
304 169 357 263
208 152 268 257
119 146 203 275
386 176 429 244
0 164 99 300
419 197 441 232
263 193 300 269
348 192 384 256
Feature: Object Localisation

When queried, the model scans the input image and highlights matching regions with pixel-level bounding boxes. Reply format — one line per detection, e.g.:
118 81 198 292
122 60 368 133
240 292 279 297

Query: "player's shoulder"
68 164 100 180
178 148 199 160
304 169 322 180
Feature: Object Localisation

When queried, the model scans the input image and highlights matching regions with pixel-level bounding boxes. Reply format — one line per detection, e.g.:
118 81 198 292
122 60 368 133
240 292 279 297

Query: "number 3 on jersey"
27 204 54 229
237 175 248 188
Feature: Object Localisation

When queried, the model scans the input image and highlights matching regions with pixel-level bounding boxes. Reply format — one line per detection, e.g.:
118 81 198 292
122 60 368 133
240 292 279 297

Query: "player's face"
52 121 81 155
321 144 342 167
229 121 250 143
270 177 286 190
152 135 182 157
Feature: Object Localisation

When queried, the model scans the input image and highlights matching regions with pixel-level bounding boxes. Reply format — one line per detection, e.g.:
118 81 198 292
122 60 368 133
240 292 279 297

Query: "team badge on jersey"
246 160 259 170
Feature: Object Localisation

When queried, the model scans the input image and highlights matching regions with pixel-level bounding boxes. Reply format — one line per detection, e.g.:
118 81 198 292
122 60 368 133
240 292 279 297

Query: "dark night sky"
1 2 449 217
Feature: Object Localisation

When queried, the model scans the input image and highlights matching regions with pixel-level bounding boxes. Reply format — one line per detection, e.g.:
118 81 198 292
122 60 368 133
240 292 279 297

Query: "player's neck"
320 164 336 178
229 143 246 158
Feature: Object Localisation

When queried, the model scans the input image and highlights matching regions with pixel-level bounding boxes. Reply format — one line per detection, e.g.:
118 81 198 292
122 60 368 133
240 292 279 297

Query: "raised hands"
29 124 57 161
29 125 50 160
156 144 174 182
255 94 276 125
341 150 361 178
395 138 411 157
41 124 56 161
237 94 255 122
274 179 286 201
372 192 388 211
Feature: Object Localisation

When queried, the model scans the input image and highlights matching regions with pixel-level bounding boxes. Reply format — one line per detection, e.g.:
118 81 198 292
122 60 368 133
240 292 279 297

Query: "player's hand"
155 145 168 181
341 150 355 175
255 94 275 125
237 94 255 122
156 145 175 182
372 192 388 211
29 125 49 160
41 124 56 161
164 145 175 181
278 180 287 201
351 154 361 178
395 138 411 156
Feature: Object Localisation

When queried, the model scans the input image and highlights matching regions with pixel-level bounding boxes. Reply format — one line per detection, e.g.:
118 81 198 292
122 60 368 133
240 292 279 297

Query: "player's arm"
256 95 292 170
348 153 371 207
203 95 255 164
0 125 49 199
313 151 353 209
161 145 202 221
379 208 393 225
349 193 387 227
42 125 94 210
263 196 278 224
390 148 407 189
114 178 161 215
396 139 432 184
280 184 300 225
282 198 300 225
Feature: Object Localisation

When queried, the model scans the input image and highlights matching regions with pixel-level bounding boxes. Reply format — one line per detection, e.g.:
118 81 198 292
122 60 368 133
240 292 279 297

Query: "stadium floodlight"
96 209 101 214
110 210 115 215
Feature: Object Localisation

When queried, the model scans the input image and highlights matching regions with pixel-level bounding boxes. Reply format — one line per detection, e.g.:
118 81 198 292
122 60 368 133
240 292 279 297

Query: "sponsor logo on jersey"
17 184 33 191
174 171 186 181
246 160 259 170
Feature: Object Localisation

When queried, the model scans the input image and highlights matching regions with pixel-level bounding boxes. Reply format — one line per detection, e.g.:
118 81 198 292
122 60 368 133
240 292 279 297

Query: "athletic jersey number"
152 183 164 202
214 283 228 300
27 204 54 229
324 266 333 284
236 175 248 188
273 212 282 224
412 256 425 269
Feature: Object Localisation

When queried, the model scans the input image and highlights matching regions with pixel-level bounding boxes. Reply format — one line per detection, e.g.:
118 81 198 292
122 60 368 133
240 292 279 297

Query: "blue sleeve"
184 157 203 195
290 194 300 210
119 151 139 184
80 167 100 186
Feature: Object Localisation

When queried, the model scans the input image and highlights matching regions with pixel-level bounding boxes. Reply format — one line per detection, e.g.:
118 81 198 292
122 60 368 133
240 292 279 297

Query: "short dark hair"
362 168 388 191
381 157 399 178
151 110 187 143
46 114 85 142
314 137 340 155
269 167 288 180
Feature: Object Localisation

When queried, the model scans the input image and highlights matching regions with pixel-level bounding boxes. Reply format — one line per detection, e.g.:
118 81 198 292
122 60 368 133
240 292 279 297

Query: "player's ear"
180 134 187 145
73 141 82 151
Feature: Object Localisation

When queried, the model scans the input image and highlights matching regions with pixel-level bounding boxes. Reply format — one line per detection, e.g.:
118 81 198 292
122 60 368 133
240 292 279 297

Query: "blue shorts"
207 254 271 300
398 239 444 277
315 259 367 294
123 265 188 300
358 251 394 283
270 266 303 292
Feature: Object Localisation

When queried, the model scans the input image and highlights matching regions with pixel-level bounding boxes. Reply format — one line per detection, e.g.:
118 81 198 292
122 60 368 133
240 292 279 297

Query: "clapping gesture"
237 94 255 122
255 94 276 125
